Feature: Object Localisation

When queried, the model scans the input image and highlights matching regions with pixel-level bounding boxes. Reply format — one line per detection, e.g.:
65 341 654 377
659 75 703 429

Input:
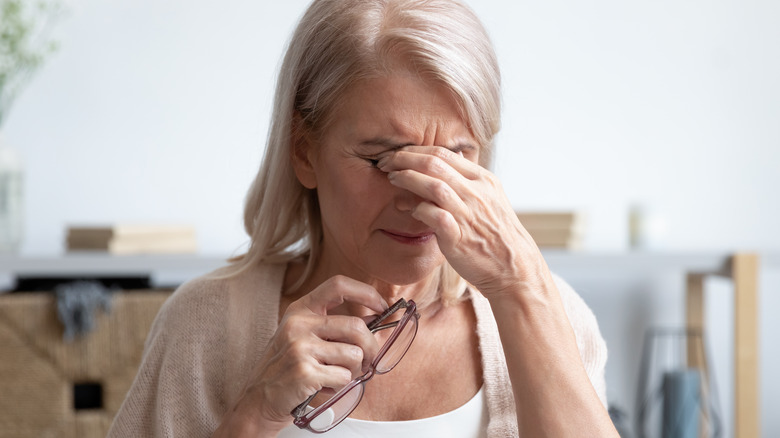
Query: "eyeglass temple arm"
292 392 318 418
367 298 407 331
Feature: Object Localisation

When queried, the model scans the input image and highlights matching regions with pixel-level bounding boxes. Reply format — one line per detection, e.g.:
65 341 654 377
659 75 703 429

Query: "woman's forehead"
325 74 480 149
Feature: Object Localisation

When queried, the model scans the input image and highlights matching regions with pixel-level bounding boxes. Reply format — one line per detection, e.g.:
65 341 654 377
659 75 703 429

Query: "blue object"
55 281 113 341
662 369 701 438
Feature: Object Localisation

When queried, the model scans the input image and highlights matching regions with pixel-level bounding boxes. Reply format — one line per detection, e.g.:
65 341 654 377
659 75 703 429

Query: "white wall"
3 0 779 435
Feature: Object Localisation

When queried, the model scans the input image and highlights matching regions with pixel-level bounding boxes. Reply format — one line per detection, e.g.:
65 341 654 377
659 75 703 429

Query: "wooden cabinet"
0 255 225 438
0 290 171 438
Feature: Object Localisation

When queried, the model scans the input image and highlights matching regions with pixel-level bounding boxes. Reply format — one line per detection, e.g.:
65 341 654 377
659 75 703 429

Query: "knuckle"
431 148 450 161
396 168 413 180
485 171 500 187
289 359 314 381
283 313 311 334
470 166 486 181
328 274 350 290
287 338 312 359
421 155 444 174
429 180 450 201
347 345 364 362
285 299 303 313
346 316 367 333
433 208 452 226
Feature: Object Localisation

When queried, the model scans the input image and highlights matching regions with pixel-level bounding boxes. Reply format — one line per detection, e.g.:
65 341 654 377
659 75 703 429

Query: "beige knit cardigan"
107 263 608 437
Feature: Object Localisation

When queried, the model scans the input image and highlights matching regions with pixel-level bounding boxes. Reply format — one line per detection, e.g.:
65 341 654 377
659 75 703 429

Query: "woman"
109 0 619 436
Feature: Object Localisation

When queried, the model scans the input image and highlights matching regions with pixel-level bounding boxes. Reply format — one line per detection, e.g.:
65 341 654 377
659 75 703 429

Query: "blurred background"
1 0 778 436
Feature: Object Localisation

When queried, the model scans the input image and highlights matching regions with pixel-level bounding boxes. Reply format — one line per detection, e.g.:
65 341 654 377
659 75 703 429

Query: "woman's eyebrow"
452 142 477 154
359 137 477 154
358 138 415 150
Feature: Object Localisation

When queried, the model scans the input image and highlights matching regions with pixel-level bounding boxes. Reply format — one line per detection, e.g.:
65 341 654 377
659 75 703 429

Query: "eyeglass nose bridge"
355 367 376 384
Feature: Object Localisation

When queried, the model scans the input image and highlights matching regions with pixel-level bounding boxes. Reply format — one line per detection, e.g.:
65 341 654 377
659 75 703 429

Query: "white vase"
0 131 24 253
629 204 669 250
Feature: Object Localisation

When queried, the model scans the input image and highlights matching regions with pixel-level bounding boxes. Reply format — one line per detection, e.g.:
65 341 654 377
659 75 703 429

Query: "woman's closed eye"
357 150 395 169
362 157 381 168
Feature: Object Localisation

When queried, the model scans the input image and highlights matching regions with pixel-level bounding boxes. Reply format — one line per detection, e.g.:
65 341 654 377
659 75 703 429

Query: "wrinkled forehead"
319 70 480 145
320 73 481 154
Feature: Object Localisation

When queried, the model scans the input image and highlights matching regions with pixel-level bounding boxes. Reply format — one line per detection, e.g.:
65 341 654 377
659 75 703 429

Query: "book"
526 229 582 249
106 235 198 255
515 211 584 249
66 225 198 254
515 212 581 230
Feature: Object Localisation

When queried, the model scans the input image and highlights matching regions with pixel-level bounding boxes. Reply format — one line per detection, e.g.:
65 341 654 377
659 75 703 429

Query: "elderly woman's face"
293 72 480 285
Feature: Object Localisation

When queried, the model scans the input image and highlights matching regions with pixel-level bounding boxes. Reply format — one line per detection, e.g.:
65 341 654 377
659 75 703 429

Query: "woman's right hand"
213 275 388 437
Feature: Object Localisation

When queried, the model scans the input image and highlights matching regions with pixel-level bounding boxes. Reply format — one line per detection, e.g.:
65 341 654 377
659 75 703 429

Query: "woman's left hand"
377 146 547 297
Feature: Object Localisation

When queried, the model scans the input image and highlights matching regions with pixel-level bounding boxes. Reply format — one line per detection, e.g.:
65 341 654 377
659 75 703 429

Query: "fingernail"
387 171 398 183
376 156 390 170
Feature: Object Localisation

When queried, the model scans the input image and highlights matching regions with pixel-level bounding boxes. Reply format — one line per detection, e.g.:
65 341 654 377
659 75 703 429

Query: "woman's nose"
393 187 425 213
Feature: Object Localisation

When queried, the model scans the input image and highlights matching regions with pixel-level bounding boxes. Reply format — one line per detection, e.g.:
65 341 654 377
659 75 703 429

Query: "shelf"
541 250 735 275
0 254 230 292
2 251 777 292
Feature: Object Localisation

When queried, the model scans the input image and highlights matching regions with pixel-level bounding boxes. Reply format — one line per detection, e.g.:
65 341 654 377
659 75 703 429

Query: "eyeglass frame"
291 298 420 433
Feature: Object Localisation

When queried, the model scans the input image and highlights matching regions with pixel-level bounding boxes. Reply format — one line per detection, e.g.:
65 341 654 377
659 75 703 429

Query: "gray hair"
234 0 501 305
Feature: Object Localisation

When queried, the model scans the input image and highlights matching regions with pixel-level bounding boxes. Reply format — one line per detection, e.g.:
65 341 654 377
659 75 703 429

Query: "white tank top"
278 386 488 438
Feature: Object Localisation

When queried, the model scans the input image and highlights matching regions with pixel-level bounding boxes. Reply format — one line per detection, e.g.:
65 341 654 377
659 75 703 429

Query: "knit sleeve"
107 277 231 438
552 274 609 408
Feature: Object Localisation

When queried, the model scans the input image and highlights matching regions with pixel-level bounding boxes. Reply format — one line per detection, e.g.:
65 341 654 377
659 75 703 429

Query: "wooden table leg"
732 253 759 438
686 272 711 437
686 272 708 366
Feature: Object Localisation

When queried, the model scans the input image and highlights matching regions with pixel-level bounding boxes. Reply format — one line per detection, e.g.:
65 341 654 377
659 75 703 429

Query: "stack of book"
515 211 583 250
66 224 198 255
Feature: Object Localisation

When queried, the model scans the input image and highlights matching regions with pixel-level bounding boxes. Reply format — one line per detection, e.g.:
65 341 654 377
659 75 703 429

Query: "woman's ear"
290 113 318 189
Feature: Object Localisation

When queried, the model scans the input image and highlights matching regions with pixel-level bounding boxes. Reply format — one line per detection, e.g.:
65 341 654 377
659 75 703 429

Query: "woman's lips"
381 230 436 245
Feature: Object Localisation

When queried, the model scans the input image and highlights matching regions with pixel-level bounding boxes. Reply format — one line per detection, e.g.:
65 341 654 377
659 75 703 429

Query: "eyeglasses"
291 298 420 433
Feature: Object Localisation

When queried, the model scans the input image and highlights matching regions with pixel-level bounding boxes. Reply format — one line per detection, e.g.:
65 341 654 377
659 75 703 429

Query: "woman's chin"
367 256 445 286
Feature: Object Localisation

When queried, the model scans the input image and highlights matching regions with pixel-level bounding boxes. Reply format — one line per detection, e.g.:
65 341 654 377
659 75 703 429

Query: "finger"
316 364 358 391
411 201 462 250
300 275 388 315
311 314 381 370
379 146 483 180
294 359 353 394
380 151 472 199
310 340 368 378
387 168 470 218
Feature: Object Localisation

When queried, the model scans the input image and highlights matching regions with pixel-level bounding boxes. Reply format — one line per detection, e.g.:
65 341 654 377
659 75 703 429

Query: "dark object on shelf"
55 281 113 341
635 328 722 438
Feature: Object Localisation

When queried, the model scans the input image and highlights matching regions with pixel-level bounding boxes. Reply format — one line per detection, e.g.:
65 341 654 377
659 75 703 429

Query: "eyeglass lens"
308 383 363 432
376 314 417 373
